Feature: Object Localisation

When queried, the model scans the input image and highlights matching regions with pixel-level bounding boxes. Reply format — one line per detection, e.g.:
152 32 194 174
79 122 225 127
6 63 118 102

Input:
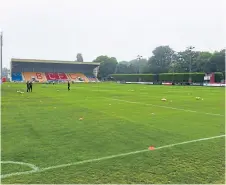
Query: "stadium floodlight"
170 52 179 63
170 52 177 81
137 55 143 74
137 55 142 60
186 46 195 83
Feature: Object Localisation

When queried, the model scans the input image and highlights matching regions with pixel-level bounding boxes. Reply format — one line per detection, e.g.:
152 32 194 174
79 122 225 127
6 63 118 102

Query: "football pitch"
1 83 225 184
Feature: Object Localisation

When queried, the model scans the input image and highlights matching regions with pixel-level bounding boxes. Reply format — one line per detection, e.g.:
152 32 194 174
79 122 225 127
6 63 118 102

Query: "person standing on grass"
26 81 30 92
68 80 70 91
29 81 33 92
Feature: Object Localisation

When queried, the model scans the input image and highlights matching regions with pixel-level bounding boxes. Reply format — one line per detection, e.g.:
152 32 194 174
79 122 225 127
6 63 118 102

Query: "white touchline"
108 98 224 117
1 134 225 179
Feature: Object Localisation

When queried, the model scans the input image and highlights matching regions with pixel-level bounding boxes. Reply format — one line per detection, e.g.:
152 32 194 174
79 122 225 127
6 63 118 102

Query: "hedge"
112 73 206 83
111 74 155 82
159 73 205 83
214 72 224 82
111 72 224 83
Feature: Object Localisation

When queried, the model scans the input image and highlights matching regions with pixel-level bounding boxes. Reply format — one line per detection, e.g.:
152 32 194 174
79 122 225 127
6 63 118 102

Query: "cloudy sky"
0 0 225 68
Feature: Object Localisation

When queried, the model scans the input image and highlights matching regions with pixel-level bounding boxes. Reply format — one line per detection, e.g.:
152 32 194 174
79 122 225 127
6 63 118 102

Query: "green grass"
1 83 225 184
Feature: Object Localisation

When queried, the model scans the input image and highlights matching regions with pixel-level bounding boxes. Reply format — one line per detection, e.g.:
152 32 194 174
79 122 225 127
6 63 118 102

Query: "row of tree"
92 46 225 78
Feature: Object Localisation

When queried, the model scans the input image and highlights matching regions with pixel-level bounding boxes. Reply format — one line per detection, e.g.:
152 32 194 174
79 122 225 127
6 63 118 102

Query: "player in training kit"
26 81 30 92
68 81 70 91
29 81 33 92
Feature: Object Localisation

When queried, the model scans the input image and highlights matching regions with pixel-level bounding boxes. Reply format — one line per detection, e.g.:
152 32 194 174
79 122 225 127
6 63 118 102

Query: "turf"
1 82 225 184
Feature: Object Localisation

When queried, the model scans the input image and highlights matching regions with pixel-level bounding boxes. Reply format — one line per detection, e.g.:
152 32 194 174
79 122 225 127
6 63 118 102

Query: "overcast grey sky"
0 0 225 68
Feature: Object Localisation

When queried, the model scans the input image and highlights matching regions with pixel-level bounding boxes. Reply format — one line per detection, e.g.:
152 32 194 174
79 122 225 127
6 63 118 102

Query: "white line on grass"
1 161 39 179
1 134 225 179
1 161 39 171
108 98 224 117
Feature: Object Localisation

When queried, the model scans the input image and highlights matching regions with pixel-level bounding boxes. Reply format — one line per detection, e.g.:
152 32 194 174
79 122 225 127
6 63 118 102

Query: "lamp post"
137 55 142 74
170 52 176 82
136 55 143 82
187 46 195 83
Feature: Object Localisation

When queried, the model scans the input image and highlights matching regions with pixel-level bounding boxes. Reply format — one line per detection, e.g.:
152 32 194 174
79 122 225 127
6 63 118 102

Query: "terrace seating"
45 73 68 81
23 72 47 82
87 76 98 82
11 72 95 83
12 72 23 81
66 73 89 82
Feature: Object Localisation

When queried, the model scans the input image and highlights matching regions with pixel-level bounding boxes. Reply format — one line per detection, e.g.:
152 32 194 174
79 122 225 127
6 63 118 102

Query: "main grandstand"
10 58 100 83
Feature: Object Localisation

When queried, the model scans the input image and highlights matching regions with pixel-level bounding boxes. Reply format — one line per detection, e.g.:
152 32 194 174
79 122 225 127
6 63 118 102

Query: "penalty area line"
107 98 224 117
1 134 225 179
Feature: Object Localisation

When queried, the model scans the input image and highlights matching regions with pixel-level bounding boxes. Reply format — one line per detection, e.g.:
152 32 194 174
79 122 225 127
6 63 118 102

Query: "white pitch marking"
1 134 225 179
108 98 224 117
1 161 39 179
1 161 39 170
92 90 115 92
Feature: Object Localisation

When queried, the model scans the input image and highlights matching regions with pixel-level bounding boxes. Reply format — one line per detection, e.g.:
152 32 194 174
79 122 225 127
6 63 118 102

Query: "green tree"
128 58 148 74
195 51 212 72
209 50 225 72
115 61 130 74
76 53 83 62
93 55 118 78
148 46 174 73
172 47 198 73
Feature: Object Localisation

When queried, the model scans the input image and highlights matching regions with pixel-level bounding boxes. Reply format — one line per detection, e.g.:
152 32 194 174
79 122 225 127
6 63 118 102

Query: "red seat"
45 73 68 80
